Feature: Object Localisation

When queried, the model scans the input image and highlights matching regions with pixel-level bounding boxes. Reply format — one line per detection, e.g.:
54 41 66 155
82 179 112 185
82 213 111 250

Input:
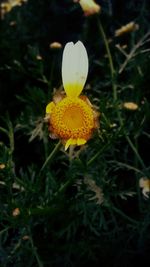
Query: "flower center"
50 97 94 140
63 105 84 129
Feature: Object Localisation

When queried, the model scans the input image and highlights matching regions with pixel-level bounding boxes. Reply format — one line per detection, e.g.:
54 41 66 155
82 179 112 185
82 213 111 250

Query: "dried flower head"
36 55 42 60
123 102 138 110
49 42 62 49
74 0 101 16
12 207 20 217
0 163 5 169
0 0 27 19
139 177 150 198
84 177 104 205
115 21 139 37
22 235 30 240
9 20 17 26
46 41 99 150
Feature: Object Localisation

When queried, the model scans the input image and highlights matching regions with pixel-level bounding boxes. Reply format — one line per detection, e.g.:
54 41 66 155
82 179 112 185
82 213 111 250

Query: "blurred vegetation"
0 0 150 266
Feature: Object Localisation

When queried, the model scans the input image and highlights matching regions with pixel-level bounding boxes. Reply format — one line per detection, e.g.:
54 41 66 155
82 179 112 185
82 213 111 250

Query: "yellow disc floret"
49 97 95 141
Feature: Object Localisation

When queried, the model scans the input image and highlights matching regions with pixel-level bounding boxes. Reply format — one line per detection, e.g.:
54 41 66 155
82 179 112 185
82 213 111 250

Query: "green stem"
125 135 147 172
97 17 117 101
112 206 139 225
87 142 110 166
8 120 14 154
28 177 76 217
0 227 10 235
55 176 76 197
43 135 49 159
1 115 15 154
40 140 62 173
68 145 75 161
48 54 55 94
115 106 146 172
0 126 9 136
28 228 43 267
97 17 147 175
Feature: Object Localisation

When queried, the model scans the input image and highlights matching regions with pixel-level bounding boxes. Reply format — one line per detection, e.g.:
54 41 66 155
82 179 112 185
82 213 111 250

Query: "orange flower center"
50 97 95 140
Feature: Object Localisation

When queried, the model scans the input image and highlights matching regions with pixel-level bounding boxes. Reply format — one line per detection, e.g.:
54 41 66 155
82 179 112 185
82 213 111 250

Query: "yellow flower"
74 0 101 16
115 21 139 37
139 177 150 198
46 41 99 150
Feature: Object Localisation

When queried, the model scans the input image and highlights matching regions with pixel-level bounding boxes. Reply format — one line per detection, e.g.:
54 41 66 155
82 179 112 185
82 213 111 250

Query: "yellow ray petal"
62 41 88 98
46 102 55 114
77 138 87 146
65 138 77 151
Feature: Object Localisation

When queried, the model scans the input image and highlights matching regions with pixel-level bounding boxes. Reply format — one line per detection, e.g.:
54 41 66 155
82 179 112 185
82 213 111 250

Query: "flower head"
123 102 138 111
115 21 139 37
0 0 27 19
74 0 101 17
46 41 99 150
12 207 20 217
49 42 62 49
139 177 150 199
0 163 5 169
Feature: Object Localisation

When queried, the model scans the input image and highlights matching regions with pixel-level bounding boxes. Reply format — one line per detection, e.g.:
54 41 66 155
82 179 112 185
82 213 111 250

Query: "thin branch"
119 30 150 74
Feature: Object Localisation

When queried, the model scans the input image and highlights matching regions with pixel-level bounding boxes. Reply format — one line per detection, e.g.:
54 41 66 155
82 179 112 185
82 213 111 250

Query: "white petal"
62 41 89 97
